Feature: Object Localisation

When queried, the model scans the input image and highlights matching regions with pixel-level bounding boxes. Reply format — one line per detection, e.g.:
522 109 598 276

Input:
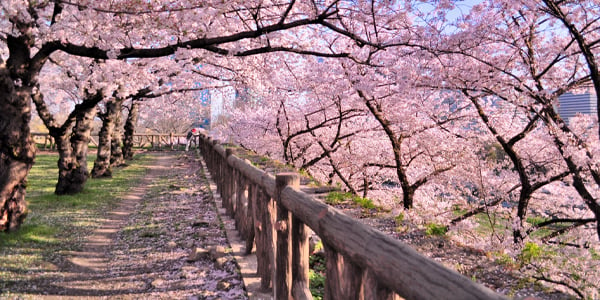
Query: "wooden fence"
198 134 508 300
32 132 190 150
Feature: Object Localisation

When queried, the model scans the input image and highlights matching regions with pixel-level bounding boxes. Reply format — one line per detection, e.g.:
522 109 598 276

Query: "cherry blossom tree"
214 1 600 296
420 0 600 295
432 0 600 243
33 55 106 194
0 0 371 231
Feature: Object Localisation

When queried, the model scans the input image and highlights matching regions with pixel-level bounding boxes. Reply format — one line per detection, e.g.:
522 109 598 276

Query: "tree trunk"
34 88 103 195
360 92 416 209
122 101 140 160
402 184 415 210
74 103 97 179
0 60 36 232
92 112 114 178
110 103 124 167
53 127 78 194
0 0 67 229
56 105 97 194
92 98 122 178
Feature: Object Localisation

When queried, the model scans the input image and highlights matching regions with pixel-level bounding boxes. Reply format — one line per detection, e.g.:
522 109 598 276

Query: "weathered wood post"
208 137 215 172
323 243 362 300
362 269 400 300
169 132 174 150
275 173 299 300
44 134 52 149
161 134 167 149
225 148 236 216
197 135 200 150
255 186 274 290
235 173 247 234
245 182 257 255
292 204 312 299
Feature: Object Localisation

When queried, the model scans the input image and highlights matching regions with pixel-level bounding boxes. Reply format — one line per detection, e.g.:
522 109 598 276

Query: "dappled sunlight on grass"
0 224 59 246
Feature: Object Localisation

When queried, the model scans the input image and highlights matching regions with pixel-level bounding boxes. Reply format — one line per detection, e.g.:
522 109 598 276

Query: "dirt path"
65 153 174 274
10 152 247 299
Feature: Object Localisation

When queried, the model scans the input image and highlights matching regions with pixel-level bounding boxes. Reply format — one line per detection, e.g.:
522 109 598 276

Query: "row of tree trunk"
33 89 141 195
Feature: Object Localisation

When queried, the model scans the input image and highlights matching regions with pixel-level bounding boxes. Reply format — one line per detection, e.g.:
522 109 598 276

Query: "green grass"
0 152 153 293
325 191 377 210
325 191 348 205
526 216 548 226
425 223 448 236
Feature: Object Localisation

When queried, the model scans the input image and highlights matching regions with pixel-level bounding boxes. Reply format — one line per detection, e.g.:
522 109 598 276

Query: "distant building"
209 86 236 128
557 92 597 124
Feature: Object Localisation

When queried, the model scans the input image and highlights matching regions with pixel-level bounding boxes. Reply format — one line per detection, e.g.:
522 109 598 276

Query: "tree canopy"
2 0 600 297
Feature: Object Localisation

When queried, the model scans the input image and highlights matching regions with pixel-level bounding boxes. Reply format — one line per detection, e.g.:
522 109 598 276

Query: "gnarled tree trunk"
33 87 103 195
53 127 77 195
92 98 123 178
122 101 140 160
110 104 124 167
0 38 37 231
72 105 97 184
55 103 97 194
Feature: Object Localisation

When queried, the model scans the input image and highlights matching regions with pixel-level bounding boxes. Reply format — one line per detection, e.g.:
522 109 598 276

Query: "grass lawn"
0 153 153 294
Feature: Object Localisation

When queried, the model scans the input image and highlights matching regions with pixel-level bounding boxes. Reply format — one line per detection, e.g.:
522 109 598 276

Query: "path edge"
196 151 273 300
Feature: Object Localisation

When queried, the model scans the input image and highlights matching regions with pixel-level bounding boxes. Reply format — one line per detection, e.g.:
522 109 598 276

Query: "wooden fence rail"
32 132 190 150
197 134 508 300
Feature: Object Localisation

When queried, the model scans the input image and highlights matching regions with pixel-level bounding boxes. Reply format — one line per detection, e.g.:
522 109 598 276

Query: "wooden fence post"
225 148 235 215
245 182 256 255
235 173 247 233
275 173 299 300
292 209 312 299
255 186 275 291
362 269 400 300
324 243 362 300
229 171 238 218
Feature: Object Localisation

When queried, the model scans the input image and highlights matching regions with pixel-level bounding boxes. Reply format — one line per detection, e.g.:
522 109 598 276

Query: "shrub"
394 212 405 224
425 223 448 236
309 269 325 300
494 252 517 269
325 191 349 205
325 191 377 210
353 196 376 209
519 242 543 265
309 251 326 299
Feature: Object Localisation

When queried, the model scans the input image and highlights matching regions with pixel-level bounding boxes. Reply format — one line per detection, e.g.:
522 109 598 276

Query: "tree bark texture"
110 103 124 167
0 37 38 232
122 101 140 160
92 98 123 178
65 104 97 193
361 93 415 209
53 127 76 194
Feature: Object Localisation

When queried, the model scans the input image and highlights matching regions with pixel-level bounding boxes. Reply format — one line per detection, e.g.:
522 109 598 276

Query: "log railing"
129 133 189 150
198 134 508 300
32 132 190 150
